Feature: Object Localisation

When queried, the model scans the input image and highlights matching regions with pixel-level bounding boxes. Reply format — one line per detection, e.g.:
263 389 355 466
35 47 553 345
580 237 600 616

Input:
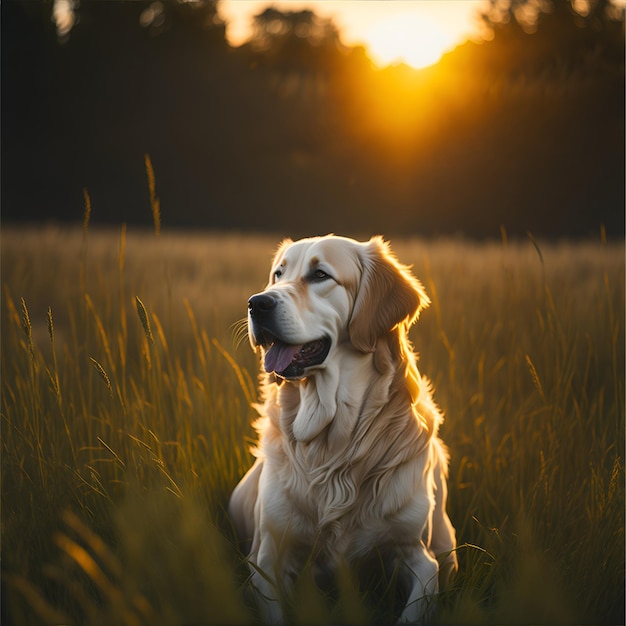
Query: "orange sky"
220 1 487 68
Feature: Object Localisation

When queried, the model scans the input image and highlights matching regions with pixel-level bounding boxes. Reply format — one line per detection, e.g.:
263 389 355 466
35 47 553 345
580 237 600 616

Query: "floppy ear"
349 237 430 353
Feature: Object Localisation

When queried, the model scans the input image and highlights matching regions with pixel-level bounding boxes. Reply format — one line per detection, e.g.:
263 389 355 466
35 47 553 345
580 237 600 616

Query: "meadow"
2 224 624 625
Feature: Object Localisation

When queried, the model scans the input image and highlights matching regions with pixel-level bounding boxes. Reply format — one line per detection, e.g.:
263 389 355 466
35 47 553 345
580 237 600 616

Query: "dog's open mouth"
261 335 331 379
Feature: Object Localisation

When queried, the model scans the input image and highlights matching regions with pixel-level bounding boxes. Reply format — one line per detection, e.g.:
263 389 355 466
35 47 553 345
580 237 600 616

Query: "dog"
229 235 457 624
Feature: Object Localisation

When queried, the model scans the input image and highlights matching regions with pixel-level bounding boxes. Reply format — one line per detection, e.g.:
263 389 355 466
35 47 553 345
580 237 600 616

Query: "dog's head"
248 235 429 380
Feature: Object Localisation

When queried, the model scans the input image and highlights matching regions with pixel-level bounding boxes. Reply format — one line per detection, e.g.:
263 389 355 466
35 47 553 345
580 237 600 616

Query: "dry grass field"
2 225 624 624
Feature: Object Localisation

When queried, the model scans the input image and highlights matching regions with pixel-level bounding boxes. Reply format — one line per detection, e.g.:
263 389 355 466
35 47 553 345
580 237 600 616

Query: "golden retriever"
229 235 457 624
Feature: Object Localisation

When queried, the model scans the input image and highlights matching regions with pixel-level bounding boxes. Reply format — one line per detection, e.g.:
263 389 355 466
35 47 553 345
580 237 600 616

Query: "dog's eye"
311 269 331 282
273 270 282 282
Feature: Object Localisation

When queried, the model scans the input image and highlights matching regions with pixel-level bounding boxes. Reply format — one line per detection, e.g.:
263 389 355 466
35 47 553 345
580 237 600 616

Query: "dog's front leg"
397 544 439 624
250 536 286 624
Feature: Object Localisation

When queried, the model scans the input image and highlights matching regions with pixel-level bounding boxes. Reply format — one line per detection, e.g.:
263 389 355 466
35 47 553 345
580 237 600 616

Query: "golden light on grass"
90 357 113 397
82 188 92 233
144 154 161 237
135 296 154 345
1 227 623 624
19 297 36 365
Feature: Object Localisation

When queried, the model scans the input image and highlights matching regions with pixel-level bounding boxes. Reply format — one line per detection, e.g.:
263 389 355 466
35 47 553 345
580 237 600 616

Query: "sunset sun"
364 11 457 69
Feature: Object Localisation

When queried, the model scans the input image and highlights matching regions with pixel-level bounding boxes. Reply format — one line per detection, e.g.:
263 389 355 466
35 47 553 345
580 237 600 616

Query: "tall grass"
1 225 623 624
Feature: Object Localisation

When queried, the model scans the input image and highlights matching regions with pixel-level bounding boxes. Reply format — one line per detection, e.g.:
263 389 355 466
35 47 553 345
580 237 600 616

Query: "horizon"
219 0 487 69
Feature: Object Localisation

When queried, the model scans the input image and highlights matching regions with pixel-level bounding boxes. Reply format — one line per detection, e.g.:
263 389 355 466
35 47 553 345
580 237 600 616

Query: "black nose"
248 294 277 318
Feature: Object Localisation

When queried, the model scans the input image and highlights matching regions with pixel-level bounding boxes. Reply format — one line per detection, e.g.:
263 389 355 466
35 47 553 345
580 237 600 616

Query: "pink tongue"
264 341 303 373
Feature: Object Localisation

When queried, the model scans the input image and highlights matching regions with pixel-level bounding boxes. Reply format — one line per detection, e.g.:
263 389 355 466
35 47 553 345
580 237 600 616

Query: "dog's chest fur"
259 362 430 559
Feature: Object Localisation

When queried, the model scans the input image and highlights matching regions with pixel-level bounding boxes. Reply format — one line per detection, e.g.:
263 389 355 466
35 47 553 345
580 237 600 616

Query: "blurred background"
2 0 624 239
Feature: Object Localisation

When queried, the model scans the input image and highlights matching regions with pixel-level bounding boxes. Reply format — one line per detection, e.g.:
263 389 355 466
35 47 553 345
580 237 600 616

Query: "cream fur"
229 235 457 624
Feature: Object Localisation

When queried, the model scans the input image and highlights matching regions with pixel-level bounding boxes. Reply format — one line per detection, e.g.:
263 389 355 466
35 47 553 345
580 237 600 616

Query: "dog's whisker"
230 318 250 350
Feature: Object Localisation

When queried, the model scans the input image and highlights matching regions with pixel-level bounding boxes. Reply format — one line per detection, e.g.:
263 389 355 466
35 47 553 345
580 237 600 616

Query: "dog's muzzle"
248 293 331 379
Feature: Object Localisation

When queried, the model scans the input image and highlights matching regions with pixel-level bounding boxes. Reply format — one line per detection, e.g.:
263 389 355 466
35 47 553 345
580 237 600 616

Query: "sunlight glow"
364 11 457 69
220 1 485 67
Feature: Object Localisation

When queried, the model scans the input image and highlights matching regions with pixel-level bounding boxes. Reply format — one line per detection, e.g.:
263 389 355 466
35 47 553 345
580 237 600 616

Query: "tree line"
2 0 624 238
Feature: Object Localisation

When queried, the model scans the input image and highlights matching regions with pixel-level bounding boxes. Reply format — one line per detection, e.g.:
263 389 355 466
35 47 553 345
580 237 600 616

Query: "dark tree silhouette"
1 0 623 238
251 7 340 51
482 0 624 33
479 0 624 71
247 5 344 76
